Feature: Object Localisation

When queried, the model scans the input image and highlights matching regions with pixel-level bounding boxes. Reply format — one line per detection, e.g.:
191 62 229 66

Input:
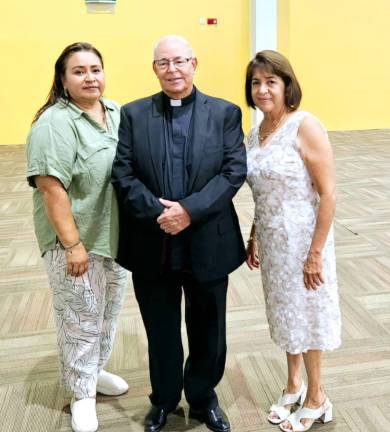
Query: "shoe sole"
268 417 284 425
71 419 98 432
96 386 129 396
189 412 230 432
144 420 166 432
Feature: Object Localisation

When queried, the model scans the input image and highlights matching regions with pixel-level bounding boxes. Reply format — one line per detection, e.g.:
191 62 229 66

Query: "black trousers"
132 271 228 411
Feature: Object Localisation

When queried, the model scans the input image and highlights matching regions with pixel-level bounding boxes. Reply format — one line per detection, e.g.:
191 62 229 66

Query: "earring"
64 88 69 98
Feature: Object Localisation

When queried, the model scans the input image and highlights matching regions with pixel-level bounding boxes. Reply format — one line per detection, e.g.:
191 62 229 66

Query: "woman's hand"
246 240 260 270
65 242 89 277
303 251 324 290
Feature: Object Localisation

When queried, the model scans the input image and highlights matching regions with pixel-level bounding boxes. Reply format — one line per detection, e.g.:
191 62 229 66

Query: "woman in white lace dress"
245 51 341 432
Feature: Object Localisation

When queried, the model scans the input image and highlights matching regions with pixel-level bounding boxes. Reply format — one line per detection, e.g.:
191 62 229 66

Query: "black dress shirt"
162 88 196 270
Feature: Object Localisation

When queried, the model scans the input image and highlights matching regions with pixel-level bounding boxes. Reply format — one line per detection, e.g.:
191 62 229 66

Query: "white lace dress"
246 111 341 354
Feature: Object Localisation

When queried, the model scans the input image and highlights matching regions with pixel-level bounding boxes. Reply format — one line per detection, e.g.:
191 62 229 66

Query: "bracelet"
63 239 81 254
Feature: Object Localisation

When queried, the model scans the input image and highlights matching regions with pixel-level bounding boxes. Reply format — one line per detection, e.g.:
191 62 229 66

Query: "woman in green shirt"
26 42 128 432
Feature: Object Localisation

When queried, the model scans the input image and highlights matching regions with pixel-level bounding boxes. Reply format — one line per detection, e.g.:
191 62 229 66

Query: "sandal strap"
269 383 307 423
295 398 331 421
270 403 291 421
282 412 307 432
283 398 331 432
279 382 306 405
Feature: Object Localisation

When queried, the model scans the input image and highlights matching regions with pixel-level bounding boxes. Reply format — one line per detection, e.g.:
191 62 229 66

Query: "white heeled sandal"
279 397 333 432
268 382 307 424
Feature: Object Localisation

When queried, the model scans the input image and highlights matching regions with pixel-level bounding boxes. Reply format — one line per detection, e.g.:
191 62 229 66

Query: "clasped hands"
157 198 191 235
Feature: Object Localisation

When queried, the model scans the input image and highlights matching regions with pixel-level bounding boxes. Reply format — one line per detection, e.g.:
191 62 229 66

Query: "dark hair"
245 50 302 111
33 42 104 123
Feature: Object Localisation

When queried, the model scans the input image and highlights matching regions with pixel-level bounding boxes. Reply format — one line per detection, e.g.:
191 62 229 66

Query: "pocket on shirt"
78 143 113 186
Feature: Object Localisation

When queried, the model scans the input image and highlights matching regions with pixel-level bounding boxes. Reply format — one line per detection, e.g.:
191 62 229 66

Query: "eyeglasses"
153 57 192 70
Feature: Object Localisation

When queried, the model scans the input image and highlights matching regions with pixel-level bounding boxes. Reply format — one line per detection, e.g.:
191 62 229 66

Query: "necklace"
258 112 287 143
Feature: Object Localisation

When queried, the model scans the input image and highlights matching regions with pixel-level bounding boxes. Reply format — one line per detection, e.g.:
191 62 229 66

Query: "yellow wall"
277 0 390 131
3 0 388 142
0 0 249 145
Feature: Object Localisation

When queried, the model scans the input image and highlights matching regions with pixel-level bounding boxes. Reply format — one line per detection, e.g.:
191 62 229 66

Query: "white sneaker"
70 398 98 432
96 370 129 396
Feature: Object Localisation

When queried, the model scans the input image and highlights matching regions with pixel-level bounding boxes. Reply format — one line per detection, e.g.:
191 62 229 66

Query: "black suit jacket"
111 90 247 282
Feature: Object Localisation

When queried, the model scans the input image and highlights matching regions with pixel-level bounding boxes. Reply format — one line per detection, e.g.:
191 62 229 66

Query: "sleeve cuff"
26 164 71 190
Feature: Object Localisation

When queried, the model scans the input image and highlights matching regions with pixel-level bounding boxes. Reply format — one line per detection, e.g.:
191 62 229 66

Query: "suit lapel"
147 93 165 195
188 91 210 191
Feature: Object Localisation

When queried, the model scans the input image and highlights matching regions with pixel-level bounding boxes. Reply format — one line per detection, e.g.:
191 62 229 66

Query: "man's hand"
157 198 191 235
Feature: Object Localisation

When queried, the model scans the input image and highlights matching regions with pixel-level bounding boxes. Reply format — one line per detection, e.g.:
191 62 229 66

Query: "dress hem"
272 338 342 355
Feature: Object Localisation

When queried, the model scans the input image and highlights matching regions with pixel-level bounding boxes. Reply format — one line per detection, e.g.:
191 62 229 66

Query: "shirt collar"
162 87 196 110
59 97 115 119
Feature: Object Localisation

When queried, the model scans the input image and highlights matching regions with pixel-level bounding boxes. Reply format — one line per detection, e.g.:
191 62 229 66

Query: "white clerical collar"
170 99 182 107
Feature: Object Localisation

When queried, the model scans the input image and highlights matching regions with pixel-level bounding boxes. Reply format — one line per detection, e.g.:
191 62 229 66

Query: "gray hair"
153 35 193 59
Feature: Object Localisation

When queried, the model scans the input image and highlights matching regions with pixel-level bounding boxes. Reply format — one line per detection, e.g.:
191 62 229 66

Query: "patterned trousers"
43 245 128 399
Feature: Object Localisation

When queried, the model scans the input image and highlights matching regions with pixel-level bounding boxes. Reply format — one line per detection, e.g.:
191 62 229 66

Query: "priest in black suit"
111 35 246 432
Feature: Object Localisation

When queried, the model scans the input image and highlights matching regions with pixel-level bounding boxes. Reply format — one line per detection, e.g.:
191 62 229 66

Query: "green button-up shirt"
26 98 120 259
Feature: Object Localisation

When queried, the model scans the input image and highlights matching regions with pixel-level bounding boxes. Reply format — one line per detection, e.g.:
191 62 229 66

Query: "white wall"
250 0 277 125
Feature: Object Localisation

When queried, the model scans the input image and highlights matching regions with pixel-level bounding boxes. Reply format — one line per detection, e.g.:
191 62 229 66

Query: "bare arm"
298 116 336 290
35 176 88 277
246 220 260 270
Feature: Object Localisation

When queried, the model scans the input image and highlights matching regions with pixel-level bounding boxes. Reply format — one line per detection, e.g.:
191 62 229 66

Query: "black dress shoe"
189 405 230 432
144 405 169 432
